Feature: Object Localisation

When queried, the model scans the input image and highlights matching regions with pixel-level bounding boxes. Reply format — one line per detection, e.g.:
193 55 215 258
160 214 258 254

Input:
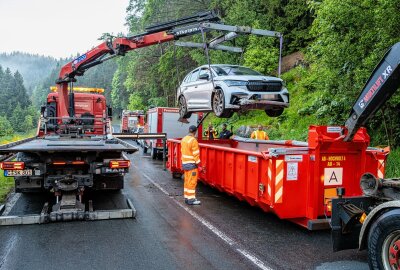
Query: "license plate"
4 170 33 177
261 94 278 99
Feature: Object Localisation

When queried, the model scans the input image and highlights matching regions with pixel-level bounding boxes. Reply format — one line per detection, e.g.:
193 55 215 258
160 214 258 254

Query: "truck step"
0 198 136 226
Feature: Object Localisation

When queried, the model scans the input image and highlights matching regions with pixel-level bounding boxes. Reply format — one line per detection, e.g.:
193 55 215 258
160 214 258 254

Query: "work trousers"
184 168 198 200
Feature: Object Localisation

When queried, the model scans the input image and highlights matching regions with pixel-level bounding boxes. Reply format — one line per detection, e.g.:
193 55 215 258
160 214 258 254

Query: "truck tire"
368 209 400 270
213 90 233 118
172 172 182 179
151 147 158 160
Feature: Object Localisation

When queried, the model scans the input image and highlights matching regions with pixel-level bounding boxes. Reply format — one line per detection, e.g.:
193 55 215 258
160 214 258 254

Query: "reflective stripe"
188 137 194 144
196 160 201 164
182 154 194 158
184 188 195 192
182 161 196 164
193 150 200 155
184 195 196 199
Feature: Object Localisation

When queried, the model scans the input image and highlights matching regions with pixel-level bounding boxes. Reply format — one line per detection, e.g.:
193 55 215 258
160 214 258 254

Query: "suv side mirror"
199 73 209 80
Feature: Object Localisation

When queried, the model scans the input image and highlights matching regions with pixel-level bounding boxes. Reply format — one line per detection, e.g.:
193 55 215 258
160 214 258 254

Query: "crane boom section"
344 42 400 141
55 11 220 119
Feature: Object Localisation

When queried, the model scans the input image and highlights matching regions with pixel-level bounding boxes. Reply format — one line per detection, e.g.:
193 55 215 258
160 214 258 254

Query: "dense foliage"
0 65 38 134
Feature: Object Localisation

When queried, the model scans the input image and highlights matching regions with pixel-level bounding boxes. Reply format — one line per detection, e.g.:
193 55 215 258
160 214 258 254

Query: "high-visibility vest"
251 130 269 140
204 129 218 139
181 135 201 165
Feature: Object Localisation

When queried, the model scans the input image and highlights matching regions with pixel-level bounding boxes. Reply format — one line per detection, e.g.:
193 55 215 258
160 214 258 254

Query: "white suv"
177 64 289 118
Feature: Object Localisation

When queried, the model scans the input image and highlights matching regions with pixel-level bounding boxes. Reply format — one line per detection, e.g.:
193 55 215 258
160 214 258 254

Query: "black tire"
143 146 148 154
265 107 284 117
179 95 192 119
368 209 400 270
151 147 157 159
172 173 182 179
213 90 233 118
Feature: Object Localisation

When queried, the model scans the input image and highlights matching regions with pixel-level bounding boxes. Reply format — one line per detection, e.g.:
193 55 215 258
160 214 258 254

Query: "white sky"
0 0 130 58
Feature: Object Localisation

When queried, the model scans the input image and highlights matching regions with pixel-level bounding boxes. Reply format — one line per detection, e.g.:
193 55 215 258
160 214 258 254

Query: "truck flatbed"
0 137 138 153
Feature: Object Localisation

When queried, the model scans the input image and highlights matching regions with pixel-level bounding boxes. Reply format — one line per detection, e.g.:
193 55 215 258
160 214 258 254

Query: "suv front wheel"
213 90 233 118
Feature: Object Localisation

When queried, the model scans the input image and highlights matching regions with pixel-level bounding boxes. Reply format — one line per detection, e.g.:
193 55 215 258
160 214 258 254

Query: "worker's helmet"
189 125 197 133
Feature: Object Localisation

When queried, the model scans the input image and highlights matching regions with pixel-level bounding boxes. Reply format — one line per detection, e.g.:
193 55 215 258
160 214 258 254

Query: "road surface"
0 140 369 270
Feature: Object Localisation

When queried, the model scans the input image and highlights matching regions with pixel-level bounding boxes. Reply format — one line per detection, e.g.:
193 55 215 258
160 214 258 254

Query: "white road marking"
2 193 21 216
141 172 273 270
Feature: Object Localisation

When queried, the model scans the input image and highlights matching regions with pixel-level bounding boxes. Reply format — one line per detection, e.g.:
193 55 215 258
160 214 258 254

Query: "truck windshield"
212 66 262 76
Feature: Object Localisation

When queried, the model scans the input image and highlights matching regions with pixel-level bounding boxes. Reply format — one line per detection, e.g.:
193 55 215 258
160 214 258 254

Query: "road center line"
141 172 273 270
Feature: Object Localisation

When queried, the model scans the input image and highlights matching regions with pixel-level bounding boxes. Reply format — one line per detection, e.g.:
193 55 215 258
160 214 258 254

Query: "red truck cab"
38 87 108 136
120 110 145 133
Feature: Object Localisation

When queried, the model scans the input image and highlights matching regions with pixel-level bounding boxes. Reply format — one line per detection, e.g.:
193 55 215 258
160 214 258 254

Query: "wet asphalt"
0 139 370 270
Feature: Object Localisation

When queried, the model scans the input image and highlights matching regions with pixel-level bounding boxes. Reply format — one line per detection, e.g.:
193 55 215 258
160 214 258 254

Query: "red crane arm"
56 32 175 118
54 10 220 119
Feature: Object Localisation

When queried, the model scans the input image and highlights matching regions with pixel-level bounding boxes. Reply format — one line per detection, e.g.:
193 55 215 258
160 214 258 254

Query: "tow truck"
331 42 400 269
0 11 222 225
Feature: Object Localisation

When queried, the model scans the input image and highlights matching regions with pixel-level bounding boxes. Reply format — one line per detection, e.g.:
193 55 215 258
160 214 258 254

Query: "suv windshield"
212 66 261 76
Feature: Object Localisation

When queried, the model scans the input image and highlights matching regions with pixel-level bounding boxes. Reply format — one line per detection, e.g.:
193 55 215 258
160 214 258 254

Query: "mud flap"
331 196 374 251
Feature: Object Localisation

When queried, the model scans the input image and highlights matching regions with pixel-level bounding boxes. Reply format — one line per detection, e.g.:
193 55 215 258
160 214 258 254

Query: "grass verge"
0 174 13 204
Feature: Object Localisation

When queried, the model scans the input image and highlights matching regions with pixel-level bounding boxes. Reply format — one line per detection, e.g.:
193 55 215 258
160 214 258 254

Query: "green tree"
0 116 13 136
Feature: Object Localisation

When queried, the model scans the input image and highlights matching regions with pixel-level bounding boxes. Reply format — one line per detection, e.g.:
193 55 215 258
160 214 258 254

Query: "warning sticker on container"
248 156 258 163
327 126 342 133
324 167 343 186
285 155 303 162
287 163 298 181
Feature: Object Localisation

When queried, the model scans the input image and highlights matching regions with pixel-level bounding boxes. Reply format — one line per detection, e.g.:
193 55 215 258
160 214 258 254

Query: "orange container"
167 126 389 230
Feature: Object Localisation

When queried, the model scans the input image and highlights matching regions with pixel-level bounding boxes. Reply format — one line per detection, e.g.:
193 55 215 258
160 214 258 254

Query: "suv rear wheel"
265 107 284 117
213 90 233 118
179 95 192 119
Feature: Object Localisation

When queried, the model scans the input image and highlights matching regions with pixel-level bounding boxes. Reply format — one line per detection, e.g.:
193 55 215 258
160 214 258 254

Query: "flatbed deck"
0 137 138 153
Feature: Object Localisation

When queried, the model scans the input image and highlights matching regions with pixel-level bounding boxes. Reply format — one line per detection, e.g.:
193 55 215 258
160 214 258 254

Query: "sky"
0 0 130 58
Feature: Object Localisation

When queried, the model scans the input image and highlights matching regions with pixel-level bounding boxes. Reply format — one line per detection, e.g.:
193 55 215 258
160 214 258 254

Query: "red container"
167 126 389 230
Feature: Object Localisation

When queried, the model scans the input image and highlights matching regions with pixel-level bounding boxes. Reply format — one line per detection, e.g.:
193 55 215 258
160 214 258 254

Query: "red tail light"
0 162 25 170
109 160 130 169
52 161 66 165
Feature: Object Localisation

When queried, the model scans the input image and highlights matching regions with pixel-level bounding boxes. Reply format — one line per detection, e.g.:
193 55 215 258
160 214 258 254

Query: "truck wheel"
368 210 400 270
172 173 182 179
265 107 284 117
213 90 233 118
151 147 158 159
179 96 192 119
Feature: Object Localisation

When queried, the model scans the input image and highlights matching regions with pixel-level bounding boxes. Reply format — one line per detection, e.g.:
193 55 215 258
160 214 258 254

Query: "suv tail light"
109 160 130 169
0 162 25 170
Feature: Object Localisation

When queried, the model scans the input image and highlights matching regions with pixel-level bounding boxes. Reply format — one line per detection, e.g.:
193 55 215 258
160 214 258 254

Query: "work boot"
185 198 201 205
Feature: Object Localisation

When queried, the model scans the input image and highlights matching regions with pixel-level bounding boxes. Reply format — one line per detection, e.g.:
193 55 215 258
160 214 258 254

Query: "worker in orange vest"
251 125 269 140
204 123 218 140
181 125 201 205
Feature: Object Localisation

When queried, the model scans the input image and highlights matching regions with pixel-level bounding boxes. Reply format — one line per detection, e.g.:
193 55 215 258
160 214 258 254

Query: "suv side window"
189 69 200 82
183 74 191 83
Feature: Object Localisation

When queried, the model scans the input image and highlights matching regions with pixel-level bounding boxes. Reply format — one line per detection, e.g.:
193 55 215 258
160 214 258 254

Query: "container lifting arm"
344 42 400 141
